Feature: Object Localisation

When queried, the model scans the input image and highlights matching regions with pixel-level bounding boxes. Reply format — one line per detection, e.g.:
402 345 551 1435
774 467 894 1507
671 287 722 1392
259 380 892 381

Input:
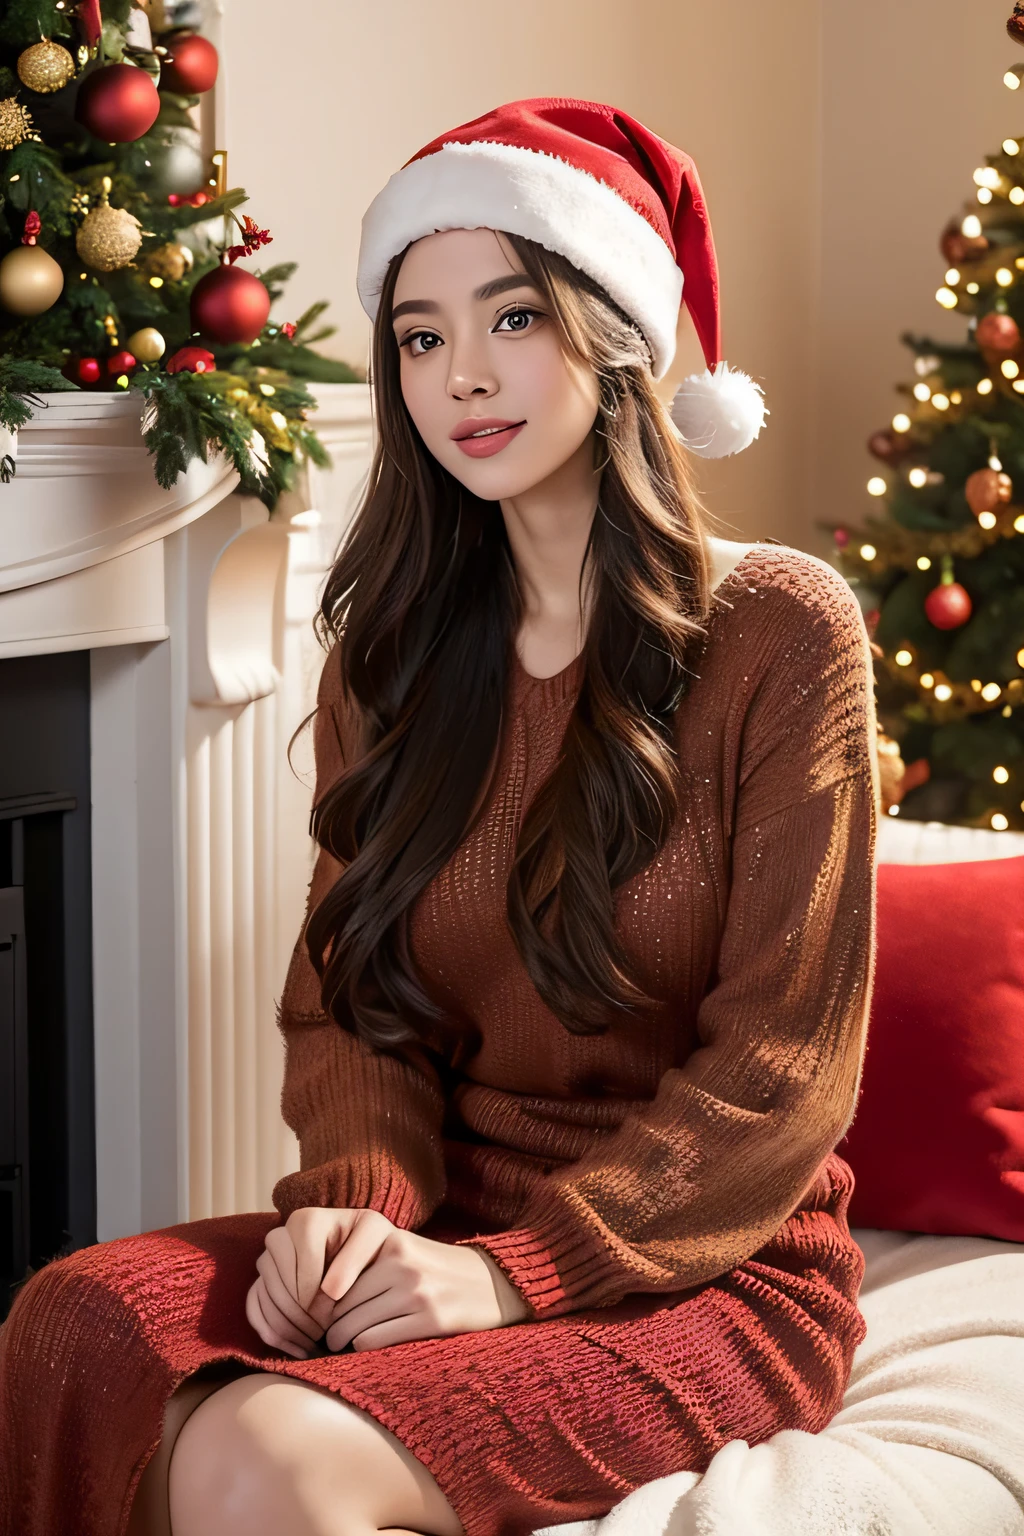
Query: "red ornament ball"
63 355 102 387
166 345 216 375
75 62 160 142
106 349 137 377
924 580 972 630
159 32 219 95
965 467 1013 517
190 263 270 345
940 218 988 267
833 527 849 548
976 312 1021 353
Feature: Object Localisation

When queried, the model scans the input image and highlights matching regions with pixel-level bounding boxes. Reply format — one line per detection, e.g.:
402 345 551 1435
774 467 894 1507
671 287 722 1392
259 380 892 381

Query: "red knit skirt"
0 1152 865 1536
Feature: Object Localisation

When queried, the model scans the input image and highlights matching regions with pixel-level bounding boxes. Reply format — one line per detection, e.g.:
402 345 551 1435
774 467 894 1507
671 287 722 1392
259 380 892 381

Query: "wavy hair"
305 230 717 1053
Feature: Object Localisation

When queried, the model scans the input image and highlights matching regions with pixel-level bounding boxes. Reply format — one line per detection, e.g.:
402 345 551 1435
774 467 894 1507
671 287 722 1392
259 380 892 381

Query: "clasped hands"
246 1207 531 1357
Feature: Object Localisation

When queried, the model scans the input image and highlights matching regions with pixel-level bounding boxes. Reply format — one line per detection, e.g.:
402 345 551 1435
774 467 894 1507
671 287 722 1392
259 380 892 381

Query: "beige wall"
222 0 1017 555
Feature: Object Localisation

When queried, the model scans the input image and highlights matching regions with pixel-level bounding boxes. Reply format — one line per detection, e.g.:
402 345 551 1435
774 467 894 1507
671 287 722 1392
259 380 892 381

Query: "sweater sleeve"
271 645 447 1228
453 555 881 1319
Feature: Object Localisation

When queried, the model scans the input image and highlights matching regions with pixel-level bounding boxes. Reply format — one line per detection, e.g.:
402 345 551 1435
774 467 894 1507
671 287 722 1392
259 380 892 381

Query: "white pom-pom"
669 360 768 458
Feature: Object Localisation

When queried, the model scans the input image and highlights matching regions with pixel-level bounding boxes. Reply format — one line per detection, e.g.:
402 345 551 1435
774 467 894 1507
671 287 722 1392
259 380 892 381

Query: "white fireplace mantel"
0 383 374 1241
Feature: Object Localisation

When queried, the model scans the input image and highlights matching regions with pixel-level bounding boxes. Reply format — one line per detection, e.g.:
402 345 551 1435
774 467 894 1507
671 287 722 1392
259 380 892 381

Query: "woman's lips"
454 422 525 458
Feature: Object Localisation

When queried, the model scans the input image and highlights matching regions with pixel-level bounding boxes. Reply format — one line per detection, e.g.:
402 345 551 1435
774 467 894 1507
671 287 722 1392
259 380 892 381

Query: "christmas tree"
0 0 360 506
822 5 1024 833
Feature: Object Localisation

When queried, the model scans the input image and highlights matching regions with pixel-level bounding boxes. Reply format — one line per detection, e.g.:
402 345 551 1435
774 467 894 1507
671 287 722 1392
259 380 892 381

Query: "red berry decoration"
166 345 216 374
833 527 849 548
190 262 270 345
159 32 219 95
924 555 972 630
75 62 160 142
976 312 1021 353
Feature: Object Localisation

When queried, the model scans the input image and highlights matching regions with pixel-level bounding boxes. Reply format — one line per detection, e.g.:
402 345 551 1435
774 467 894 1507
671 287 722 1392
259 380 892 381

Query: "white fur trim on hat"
357 139 685 379
669 361 768 458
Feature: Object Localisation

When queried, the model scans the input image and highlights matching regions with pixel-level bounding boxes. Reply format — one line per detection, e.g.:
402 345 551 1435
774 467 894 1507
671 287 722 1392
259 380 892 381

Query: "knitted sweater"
271 540 880 1322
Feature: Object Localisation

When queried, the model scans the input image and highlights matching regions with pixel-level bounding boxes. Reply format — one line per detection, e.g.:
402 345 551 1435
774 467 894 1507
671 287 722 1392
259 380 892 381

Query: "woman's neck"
500 435 600 681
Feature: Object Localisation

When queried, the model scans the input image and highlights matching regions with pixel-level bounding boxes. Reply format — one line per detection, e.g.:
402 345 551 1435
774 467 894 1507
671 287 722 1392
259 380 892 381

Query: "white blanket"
534 1228 1024 1536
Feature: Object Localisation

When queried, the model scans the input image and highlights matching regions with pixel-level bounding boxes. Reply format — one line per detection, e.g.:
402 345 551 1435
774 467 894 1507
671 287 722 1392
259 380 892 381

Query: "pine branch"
0 353 76 433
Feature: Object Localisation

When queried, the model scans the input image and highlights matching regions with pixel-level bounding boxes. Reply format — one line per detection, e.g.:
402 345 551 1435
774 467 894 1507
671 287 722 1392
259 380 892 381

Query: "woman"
0 99 879 1536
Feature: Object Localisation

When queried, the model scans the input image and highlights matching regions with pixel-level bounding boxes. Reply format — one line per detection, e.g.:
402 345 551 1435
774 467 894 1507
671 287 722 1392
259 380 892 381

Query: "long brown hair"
306 230 717 1053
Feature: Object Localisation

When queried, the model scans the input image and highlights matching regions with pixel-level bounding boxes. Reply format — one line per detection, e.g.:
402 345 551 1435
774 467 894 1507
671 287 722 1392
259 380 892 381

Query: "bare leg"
126 1366 255 1536
167 1371 465 1536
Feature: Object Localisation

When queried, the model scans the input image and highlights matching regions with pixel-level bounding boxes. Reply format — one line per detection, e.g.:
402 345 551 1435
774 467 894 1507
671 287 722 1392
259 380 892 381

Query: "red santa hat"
357 97 768 459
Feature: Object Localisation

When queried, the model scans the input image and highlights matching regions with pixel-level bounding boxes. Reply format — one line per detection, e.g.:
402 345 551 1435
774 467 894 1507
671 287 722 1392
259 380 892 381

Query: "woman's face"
390 228 601 500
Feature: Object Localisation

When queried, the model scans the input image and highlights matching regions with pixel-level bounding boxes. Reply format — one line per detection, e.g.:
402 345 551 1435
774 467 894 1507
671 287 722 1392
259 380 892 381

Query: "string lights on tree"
820 9 1024 831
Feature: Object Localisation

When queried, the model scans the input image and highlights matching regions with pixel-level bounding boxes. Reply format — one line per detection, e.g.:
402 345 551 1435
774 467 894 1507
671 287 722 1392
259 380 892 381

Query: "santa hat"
356 97 767 459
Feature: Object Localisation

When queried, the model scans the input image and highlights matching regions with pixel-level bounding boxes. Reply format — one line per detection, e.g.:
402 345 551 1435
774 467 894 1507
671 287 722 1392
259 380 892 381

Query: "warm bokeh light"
962 214 983 236
993 766 1010 783
1002 358 1020 377
1004 139 1020 154
919 673 935 689
859 543 877 561
916 556 932 570
967 282 981 294
982 682 1002 701
932 393 950 409
936 287 958 308
892 412 912 432
997 267 1015 286
978 187 994 204
909 467 928 487
978 511 998 529
991 813 1009 831
1011 187 1024 205
895 650 913 666
913 382 932 401
934 684 953 701
867 477 886 497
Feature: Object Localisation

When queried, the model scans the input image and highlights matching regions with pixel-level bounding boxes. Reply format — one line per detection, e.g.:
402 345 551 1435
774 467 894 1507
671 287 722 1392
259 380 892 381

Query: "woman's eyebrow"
391 275 540 323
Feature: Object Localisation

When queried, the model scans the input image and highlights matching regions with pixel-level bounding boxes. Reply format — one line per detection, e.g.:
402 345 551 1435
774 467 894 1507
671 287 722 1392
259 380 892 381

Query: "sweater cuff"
271 1155 432 1230
452 1205 630 1319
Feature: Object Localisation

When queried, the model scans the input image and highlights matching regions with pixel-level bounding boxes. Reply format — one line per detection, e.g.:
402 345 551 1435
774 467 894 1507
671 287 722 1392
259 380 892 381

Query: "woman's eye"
403 330 442 358
495 306 541 334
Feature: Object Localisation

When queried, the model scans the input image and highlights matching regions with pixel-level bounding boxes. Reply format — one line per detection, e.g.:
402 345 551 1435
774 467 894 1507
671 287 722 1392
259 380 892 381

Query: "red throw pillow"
835 854 1024 1240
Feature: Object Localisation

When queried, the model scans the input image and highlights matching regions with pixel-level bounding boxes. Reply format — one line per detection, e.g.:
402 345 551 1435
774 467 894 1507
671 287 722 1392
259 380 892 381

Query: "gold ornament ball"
0 244 65 315
144 241 193 282
17 40 76 94
76 203 143 272
126 326 165 362
0 97 33 151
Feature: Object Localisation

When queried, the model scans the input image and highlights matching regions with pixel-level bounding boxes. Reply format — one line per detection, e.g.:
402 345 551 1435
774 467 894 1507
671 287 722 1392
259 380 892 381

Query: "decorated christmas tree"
0 0 360 506
822 5 1024 833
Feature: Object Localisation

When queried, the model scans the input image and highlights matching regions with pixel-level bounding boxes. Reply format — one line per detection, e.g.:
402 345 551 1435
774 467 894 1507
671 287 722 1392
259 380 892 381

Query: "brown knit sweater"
271 541 880 1323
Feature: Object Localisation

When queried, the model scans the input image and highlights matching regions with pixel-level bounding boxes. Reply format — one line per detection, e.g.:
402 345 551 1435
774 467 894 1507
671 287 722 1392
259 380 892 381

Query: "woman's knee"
167 1371 464 1536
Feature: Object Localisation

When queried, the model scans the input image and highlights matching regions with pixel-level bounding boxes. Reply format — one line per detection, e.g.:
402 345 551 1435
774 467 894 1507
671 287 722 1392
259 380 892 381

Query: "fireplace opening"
0 653 96 1321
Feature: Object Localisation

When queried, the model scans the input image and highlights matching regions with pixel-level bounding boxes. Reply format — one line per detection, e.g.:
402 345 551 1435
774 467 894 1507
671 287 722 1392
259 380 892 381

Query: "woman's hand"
245 1223 328 1359
252 1207 532 1355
